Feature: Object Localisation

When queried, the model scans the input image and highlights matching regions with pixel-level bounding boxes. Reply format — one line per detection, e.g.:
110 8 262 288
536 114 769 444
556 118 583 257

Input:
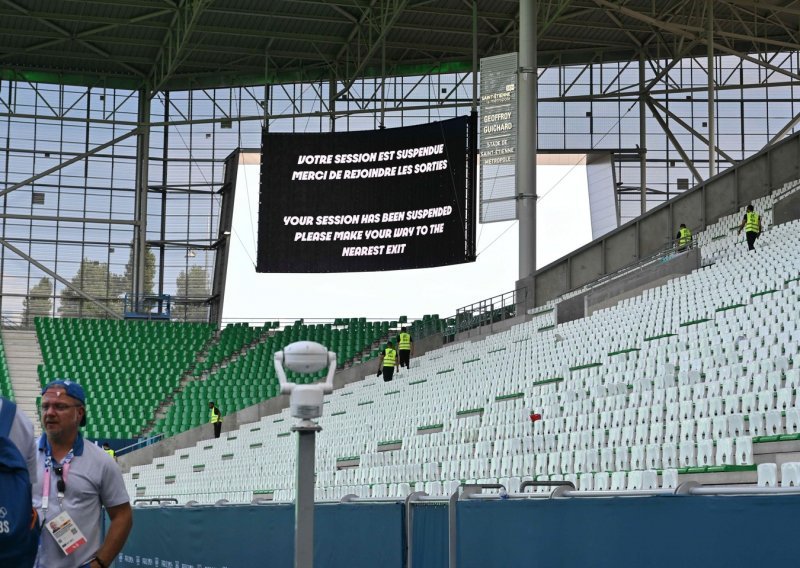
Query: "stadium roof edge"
2 1 800 91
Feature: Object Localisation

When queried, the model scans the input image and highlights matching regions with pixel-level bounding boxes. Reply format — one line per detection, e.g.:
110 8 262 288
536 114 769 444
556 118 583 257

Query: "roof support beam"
148 0 213 94
0 237 122 320
0 8 171 64
0 213 136 225
0 0 145 77
767 108 800 146
646 98 703 184
593 0 800 82
336 0 410 99
647 98 736 165
0 128 140 198
706 0 717 177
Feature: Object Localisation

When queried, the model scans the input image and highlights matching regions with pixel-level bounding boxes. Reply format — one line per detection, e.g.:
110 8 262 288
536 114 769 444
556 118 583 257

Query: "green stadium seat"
36 317 215 440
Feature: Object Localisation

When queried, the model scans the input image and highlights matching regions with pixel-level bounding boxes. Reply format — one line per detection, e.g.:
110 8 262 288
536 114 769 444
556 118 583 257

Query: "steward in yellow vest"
676 224 692 250
378 341 398 382
208 401 222 438
737 204 762 251
102 442 116 460
397 326 413 369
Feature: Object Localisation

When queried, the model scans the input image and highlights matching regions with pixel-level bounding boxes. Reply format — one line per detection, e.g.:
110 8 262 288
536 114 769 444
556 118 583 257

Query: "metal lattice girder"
0 238 121 320
593 0 800 82
148 0 214 94
648 98 736 165
0 0 146 77
335 0 411 99
645 97 703 184
0 128 140 199
2 1 800 91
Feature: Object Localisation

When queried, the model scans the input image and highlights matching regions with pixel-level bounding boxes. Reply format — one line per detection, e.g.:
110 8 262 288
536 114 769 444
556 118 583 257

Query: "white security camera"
274 341 337 421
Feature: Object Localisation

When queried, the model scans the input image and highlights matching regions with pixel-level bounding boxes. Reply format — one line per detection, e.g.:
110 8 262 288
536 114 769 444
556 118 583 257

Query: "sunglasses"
54 466 66 493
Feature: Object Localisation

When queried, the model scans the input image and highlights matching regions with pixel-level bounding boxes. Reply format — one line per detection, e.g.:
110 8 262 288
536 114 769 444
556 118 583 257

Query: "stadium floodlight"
274 340 337 568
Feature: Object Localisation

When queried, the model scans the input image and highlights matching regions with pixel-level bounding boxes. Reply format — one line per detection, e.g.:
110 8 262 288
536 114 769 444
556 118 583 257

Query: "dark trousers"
213 421 222 438
399 350 411 368
746 231 758 251
382 366 395 382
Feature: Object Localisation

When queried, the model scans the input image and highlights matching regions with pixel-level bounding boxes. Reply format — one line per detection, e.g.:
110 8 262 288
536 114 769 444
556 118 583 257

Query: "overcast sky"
221 161 592 324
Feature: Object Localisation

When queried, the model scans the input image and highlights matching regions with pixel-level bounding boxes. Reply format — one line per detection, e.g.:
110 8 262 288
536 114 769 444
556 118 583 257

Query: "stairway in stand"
3 329 44 437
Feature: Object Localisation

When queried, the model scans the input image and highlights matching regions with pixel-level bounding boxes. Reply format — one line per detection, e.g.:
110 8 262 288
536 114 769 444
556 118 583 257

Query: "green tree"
22 276 53 326
59 259 121 318
118 246 156 298
174 265 211 321
116 246 157 313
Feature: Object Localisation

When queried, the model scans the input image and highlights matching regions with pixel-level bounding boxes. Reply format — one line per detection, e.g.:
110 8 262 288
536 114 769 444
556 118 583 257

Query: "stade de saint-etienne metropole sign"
479 52 518 224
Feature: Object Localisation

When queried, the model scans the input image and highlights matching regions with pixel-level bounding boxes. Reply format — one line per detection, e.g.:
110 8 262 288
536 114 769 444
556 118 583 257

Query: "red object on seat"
530 412 542 423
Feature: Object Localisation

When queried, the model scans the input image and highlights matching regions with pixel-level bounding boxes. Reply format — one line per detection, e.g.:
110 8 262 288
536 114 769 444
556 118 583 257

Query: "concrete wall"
585 247 700 315
555 293 586 325
551 248 699 323
448 312 530 344
517 131 800 308
774 190 800 226
120 333 444 471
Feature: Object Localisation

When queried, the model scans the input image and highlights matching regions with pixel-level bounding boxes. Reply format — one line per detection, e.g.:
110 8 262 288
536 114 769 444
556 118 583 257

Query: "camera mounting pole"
274 342 337 568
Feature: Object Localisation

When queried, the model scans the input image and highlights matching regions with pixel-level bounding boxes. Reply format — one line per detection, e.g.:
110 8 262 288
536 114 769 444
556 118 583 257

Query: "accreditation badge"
45 510 88 555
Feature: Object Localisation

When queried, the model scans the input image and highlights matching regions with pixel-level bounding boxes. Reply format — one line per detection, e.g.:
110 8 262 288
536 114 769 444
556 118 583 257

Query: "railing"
133 497 178 505
428 235 698 344
218 317 415 329
116 433 164 456
420 287 527 343
581 236 697 293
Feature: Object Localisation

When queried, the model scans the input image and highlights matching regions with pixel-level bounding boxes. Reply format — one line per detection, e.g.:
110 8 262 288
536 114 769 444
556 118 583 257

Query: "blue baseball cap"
42 379 86 426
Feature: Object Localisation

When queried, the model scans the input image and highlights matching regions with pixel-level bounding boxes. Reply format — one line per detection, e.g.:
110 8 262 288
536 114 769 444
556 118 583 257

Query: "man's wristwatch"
91 556 108 568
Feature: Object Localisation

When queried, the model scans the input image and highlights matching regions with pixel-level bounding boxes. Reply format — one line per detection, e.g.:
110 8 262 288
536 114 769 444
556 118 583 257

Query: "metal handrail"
116 433 164 456
133 481 800 510
437 288 527 340
133 497 178 506
581 237 695 292
519 480 576 491
435 237 694 342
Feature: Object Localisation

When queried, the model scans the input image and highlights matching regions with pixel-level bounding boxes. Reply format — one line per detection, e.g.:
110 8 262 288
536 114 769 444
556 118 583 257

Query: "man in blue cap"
33 379 132 568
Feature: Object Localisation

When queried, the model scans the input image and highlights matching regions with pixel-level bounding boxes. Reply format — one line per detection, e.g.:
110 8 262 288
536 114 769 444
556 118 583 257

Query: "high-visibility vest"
210 408 221 424
745 211 760 233
383 348 397 367
398 333 411 351
678 227 692 246
104 448 116 458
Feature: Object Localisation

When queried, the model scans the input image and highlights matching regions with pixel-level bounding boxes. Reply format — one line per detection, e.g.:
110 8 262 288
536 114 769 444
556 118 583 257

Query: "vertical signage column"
479 52 518 223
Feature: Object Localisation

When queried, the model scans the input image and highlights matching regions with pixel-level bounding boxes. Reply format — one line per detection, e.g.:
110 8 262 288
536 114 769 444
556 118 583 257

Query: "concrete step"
4 332 41 341
7 370 41 377
6 362 41 372
7 367 42 375
2 328 44 433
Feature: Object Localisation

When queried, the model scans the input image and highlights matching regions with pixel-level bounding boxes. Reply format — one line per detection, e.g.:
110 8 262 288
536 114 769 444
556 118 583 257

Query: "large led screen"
257 117 471 273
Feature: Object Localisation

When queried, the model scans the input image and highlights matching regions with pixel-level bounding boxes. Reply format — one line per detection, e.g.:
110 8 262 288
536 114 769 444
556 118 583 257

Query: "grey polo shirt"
32 433 130 568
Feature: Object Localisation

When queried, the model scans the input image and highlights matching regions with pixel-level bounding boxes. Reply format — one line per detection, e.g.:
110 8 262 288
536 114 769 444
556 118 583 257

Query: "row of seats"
33 314 419 440
192 322 276 376
36 317 216 439
151 318 408 437
123 179 800 504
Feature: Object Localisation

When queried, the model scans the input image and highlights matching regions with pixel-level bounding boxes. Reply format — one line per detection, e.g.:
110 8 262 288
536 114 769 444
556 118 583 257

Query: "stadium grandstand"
4 1 800 566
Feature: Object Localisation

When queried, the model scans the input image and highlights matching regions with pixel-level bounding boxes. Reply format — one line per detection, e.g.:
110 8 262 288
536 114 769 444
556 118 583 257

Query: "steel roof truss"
648 97 736 164
148 0 213 95
0 0 145 77
645 97 703 184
